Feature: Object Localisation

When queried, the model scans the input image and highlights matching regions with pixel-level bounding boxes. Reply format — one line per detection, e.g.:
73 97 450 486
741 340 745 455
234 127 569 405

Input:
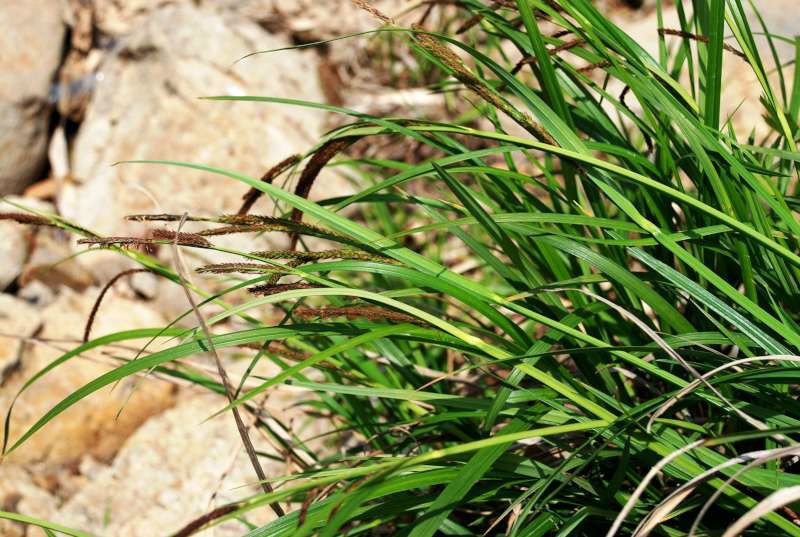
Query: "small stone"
0 294 41 386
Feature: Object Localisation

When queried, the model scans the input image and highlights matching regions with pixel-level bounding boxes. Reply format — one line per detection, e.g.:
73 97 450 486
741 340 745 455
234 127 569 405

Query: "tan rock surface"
1 288 175 466
53 385 327 536
0 197 58 292
58 3 336 286
0 1 65 194
0 295 41 388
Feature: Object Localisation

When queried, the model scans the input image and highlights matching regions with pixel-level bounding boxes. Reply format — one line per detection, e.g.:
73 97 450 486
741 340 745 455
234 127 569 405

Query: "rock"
0 295 41 387
0 220 28 292
16 281 58 310
0 466 59 537
58 3 338 284
226 0 413 40
0 1 65 194
20 225 96 293
1 288 176 465
91 0 184 35
52 388 327 536
0 197 57 291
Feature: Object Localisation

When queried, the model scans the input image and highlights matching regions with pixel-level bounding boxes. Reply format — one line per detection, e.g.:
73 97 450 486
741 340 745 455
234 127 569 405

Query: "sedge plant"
4 0 800 535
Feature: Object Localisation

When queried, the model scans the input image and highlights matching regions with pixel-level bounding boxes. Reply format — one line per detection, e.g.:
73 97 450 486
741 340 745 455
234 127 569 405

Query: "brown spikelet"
0 212 55 226
79 236 159 249
198 224 293 237
172 504 241 537
264 259 303 286
79 230 211 250
238 154 302 215
351 0 393 24
250 249 399 264
412 25 556 145
151 229 213 248
238 341 312 362
248 282 321 296
126 214 211 223
196 263 274 274
200 221 346 244
84 269 153 342
288 137 360 249
125 213 342 240
658 28 748 61
218 214 290 226
294 306 424 325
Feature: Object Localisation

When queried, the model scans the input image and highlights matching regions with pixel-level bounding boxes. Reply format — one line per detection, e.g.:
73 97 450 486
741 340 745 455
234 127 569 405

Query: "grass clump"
4 0 800 535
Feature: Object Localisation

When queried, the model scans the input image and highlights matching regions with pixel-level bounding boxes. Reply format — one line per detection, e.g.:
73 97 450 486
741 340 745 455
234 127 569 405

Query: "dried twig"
171 213 285 518
84 269 153 343
659 28 748 61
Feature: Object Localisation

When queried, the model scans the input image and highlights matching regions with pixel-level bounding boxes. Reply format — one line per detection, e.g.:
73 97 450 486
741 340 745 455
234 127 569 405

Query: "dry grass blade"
547 288 770 437
605 439 705 537
170 212 285 519
688 445 800 537
649 355 800 432
633 446 800 537
720 486 800 537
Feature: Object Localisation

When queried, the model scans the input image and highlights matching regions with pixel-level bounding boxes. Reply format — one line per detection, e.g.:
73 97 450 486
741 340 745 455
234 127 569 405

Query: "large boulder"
58 3 335 284
0 1 65 194
0 288 176 466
